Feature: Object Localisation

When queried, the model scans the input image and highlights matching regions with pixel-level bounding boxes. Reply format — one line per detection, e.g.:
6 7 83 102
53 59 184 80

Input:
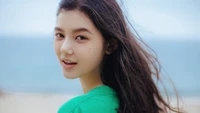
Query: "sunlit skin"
54 9 110 93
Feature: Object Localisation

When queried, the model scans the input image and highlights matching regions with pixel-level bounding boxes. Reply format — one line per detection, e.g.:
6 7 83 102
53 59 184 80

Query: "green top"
57 85 119 113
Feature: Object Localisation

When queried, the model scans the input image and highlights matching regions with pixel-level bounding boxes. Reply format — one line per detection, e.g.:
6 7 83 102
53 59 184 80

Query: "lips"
61 60 77 69
63 60 77 65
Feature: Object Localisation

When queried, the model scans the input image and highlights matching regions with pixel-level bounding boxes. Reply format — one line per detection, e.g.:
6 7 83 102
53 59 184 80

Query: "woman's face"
54 9 107 79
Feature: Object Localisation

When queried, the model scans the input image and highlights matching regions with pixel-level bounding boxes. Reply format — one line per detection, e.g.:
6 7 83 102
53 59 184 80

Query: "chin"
63 73 79 79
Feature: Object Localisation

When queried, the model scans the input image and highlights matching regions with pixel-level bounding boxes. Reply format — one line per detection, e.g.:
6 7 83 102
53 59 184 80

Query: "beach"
0 92 199 113
0 92 74 113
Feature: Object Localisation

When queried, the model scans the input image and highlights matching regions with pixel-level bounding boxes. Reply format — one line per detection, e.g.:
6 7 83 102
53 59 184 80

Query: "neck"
79 72 104 94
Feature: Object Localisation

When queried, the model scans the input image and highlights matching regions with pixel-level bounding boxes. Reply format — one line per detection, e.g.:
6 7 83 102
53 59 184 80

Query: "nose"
60 38 74 55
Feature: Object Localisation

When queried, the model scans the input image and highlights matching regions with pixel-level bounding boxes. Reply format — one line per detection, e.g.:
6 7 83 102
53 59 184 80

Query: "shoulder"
78 94 119 111
58 93 119 113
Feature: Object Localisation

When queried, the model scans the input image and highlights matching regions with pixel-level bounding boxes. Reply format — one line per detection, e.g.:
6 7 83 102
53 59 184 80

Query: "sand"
0 92 199 113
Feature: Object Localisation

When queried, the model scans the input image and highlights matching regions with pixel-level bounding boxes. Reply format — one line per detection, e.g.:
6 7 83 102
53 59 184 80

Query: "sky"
0 0 199 39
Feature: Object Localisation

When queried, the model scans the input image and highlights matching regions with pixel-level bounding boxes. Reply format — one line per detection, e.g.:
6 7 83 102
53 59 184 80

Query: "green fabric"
58 85 119 113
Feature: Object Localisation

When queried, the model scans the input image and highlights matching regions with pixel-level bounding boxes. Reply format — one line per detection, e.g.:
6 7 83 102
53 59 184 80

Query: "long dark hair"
56 0 181 113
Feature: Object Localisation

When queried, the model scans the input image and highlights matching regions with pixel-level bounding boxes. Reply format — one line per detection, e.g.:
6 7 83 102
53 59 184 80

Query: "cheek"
89 46 104 58
84 43 105 65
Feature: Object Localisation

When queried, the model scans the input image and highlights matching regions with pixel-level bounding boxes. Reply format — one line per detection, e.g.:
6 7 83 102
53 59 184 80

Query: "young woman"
53 0 181 113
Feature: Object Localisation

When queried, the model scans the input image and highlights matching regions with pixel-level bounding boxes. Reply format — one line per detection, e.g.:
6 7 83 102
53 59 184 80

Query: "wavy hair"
56 0 181 113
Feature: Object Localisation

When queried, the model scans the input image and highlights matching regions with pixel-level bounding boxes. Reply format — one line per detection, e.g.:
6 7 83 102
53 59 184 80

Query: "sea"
0 35 200 97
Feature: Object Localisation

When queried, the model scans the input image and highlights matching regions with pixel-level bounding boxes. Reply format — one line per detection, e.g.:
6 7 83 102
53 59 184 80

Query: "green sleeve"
72 105 104 113
72 106 88 113
71 100 117 113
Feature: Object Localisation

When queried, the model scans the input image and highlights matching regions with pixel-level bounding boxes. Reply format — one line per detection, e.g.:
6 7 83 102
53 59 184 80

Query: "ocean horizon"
0 35 199 96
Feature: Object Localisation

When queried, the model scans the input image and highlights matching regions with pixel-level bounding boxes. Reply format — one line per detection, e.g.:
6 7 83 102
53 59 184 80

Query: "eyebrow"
54 27 64 32
54 27 92 35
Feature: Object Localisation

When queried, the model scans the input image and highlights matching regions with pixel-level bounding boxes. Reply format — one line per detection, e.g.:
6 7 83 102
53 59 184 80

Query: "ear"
105 38 118 54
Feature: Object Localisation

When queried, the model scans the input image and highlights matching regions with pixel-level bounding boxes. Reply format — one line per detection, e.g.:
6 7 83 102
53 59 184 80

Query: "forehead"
55 9 97 33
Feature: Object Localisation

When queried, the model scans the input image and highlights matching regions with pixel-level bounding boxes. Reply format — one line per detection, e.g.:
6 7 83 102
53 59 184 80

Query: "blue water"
0 35 200 96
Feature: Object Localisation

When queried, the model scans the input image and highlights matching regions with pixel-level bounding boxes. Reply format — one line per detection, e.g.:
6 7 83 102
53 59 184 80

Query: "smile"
62 60 77 69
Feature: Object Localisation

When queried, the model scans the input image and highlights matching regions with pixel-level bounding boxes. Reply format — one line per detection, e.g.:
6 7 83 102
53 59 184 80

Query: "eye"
75 36 87 41
55 33 64 38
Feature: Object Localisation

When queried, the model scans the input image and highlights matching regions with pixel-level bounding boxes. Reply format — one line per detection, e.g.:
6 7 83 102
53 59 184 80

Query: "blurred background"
0 0 199 113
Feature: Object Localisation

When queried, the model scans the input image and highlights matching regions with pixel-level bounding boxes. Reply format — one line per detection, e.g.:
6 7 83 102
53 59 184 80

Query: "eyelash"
55 33 87 41
55 33 64 38
75 35 87 40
